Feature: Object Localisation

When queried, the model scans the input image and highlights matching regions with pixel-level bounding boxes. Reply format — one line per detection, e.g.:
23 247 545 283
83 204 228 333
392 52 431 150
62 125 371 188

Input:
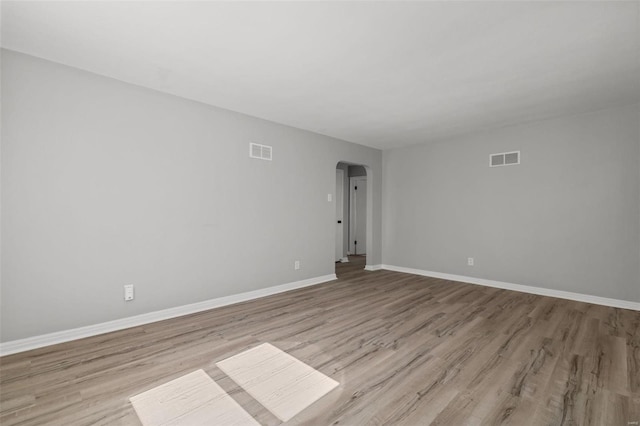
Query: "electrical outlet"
294 260 300 270
124 284 134 301
327 193 333 202
467 257 474 266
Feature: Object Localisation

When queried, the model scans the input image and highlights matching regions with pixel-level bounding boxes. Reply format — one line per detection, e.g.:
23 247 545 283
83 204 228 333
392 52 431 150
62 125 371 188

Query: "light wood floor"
1 256 639 425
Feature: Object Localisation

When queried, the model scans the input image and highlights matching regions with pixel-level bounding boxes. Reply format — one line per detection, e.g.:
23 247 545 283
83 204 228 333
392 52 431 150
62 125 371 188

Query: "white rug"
129 369 259 426
216 343 339 422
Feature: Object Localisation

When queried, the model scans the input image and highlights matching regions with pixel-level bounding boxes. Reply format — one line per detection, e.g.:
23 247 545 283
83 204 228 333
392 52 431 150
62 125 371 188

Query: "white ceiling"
2 1 639 149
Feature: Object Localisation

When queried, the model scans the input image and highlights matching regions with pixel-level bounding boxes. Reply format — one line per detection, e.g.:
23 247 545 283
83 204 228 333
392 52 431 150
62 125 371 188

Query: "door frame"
349 176 367 255
335 169 347 262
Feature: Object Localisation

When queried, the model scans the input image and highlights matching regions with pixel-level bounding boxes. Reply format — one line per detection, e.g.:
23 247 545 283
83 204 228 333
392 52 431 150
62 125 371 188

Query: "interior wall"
382 103 640 302
0 49 382 342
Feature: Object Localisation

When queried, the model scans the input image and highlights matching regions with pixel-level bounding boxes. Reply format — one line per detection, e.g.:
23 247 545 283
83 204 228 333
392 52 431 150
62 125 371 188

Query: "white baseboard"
340 257 349 263
364 264 382 271
381 265 639 311
0 274 337 357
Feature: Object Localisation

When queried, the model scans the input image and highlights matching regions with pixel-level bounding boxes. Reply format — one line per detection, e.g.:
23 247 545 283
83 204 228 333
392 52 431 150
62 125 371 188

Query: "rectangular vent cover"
490 151 520 167
249 143 272 161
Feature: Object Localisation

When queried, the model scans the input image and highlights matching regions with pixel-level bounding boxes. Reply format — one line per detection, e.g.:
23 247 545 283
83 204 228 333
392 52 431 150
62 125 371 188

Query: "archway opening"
335 162 370 277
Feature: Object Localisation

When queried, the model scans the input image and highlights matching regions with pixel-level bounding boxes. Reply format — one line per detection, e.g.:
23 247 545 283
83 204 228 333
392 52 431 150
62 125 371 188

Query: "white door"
350 176 367 255
335 169 344 261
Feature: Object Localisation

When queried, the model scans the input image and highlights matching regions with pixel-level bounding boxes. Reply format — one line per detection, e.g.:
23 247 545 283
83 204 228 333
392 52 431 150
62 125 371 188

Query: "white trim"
364 264 382 271
340 257 349 263
0 274 337 357
380 265 639 311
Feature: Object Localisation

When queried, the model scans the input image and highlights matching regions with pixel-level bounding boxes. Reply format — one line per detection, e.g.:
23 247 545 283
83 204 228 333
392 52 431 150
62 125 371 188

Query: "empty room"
1 1 639 425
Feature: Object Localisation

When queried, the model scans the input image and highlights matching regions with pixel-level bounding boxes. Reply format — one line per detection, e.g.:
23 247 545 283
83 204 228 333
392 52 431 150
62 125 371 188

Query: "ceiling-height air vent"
249 143 273 161
490 151 520 167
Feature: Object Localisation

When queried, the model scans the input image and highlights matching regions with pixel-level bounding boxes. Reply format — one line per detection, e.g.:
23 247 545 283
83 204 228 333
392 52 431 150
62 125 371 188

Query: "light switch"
124 284 134 301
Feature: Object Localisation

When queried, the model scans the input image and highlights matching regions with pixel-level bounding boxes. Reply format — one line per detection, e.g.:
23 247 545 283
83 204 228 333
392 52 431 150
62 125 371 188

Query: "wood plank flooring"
1 255 639 425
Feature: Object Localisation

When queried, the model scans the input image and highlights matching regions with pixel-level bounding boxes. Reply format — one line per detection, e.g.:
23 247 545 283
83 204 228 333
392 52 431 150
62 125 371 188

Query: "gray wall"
0 50 382 342
382 104 640 302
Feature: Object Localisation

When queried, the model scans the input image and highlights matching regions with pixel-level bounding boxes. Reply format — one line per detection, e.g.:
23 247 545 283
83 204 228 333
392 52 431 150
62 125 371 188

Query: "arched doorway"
335 162 369 276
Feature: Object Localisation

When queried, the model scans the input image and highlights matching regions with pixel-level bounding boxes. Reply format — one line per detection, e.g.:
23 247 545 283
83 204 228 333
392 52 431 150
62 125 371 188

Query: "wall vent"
490 151 520 167
249 143 272 161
